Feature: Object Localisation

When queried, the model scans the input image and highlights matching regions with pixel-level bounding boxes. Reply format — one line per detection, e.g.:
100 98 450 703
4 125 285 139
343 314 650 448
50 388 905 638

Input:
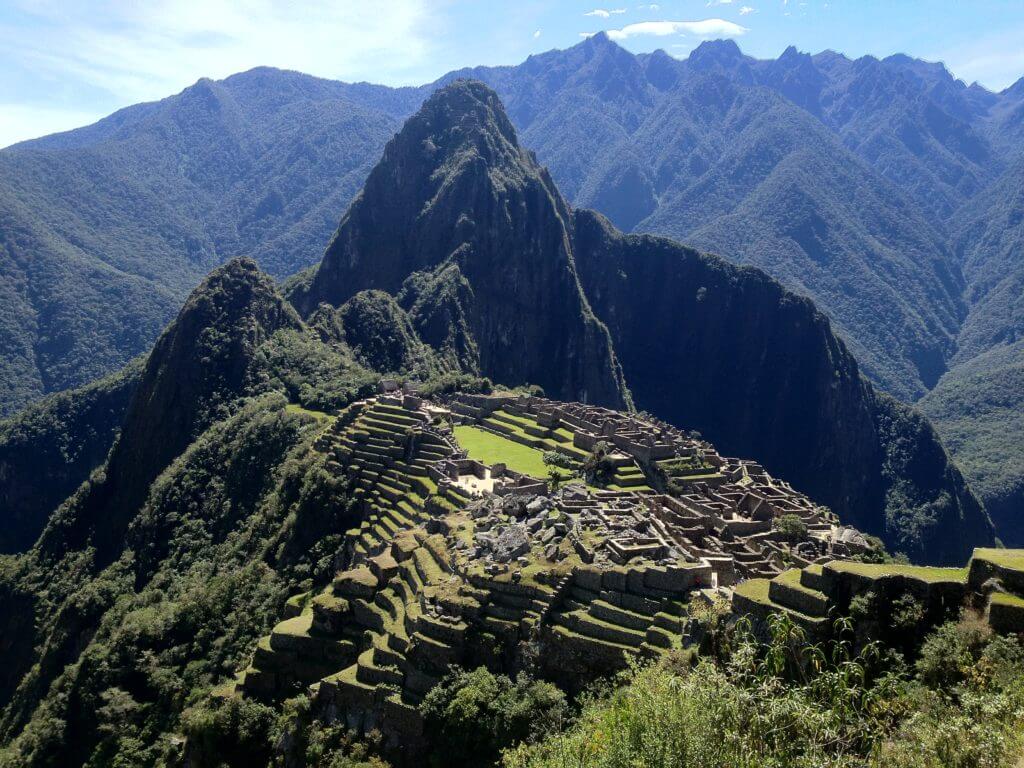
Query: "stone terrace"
231 390 875 754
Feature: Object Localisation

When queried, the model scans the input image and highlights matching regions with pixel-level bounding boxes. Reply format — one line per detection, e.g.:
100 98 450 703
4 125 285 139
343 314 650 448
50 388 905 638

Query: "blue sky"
2 0 1024 148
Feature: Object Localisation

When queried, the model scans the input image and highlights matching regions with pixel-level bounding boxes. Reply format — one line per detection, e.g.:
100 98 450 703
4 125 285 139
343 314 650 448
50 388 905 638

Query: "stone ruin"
228 390 880 760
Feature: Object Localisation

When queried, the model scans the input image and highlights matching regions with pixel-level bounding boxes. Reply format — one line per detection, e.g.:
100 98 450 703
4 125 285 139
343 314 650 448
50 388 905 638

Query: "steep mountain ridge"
5 34 1017 413
1 37 1022 539
571 209 989 562
0 360 141 554
0 70 410 415
921 340 1024 545
294 80 629 409
38 258 302 564
296 81 991 563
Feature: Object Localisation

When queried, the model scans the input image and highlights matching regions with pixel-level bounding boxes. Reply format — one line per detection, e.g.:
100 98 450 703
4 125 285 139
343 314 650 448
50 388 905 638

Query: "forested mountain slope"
0 70 413 415
921 340 1024 545
2 36 1022 541
0 360 141 554
0 83 998 767
3 34 1020 414
297 80 992 564
0 260 382 765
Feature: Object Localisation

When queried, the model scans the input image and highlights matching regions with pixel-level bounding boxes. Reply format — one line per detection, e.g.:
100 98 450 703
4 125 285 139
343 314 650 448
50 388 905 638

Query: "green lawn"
774 568 824 596
734 578 772 605
453 425 556 480
826 561 968 584
285 402 331 420
972 548 1024 571
991 592 1024 608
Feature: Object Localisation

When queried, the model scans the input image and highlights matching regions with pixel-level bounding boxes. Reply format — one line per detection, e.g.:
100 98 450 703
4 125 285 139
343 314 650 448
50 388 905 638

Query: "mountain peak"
687 38 744 68
414 78 520 150
1003 75 1024 98
778 44 808 63
298 78 551 311
297 85 629 408
39 257 301 562
582 30 616 49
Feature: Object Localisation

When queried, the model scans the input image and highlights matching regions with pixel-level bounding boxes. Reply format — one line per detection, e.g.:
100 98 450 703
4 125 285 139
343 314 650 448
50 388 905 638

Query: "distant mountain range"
0 84 998 764
1 35 1022 541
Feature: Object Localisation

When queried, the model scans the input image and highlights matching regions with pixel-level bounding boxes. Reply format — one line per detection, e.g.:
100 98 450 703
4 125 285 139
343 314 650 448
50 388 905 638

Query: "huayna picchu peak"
2 27 1024 767
293 80 630 411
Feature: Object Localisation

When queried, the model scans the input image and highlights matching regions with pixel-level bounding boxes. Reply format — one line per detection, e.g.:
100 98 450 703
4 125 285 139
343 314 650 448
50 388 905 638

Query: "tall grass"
504 614 1024 768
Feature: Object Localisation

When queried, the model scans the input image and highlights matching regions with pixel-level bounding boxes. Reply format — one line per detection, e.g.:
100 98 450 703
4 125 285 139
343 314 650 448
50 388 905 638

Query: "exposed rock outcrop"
293 80 629 409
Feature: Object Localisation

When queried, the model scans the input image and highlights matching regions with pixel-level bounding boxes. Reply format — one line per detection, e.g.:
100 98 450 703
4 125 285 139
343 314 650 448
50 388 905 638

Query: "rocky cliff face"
294 80 628 409
571 209 992 563
297 81 993 563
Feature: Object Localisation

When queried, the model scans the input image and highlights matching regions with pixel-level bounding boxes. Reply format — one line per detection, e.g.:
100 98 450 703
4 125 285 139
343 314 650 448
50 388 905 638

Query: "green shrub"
181 696 278 767
421 667 566 768
542 451 574 470
775 513 808 542
504 616 1024 768
582 442 616 486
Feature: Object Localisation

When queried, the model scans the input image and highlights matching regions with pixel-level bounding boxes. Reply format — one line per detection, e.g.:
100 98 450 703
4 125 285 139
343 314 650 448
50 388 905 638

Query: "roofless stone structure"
230 389 1014 759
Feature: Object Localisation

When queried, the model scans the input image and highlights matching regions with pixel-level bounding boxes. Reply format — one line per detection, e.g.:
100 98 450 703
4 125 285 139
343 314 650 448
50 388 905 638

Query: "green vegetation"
252 328 378 413
973 548 1024 570
0 358 142 553
184 694 389 768
416 374 493 399
0 68 411 416
542 451 575 471
920 340 1024 545
991 592 1024 609
827 561 968 584
582 441 617 487
334 290 446 377
775 514 809 542
504 615 1024 768
0 258 391 767
453 425 551 479
420 668 566 768
733 577 771 605
0 59 1019 768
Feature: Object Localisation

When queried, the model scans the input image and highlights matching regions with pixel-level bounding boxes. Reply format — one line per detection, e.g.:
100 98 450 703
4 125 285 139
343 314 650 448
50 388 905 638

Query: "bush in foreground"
503 615 1024 768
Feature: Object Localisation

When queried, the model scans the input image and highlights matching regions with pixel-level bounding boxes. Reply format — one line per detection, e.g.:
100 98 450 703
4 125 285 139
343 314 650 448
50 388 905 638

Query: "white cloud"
533 29 542 38
937 29 1024 90
605 18 748 40
706 0 734 5
637 3 660 9
584 8 627 18
739 5 756 14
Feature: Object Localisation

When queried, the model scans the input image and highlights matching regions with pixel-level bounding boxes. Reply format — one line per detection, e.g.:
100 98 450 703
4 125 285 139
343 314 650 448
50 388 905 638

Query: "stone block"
573 565 603 592
602 568 628 592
